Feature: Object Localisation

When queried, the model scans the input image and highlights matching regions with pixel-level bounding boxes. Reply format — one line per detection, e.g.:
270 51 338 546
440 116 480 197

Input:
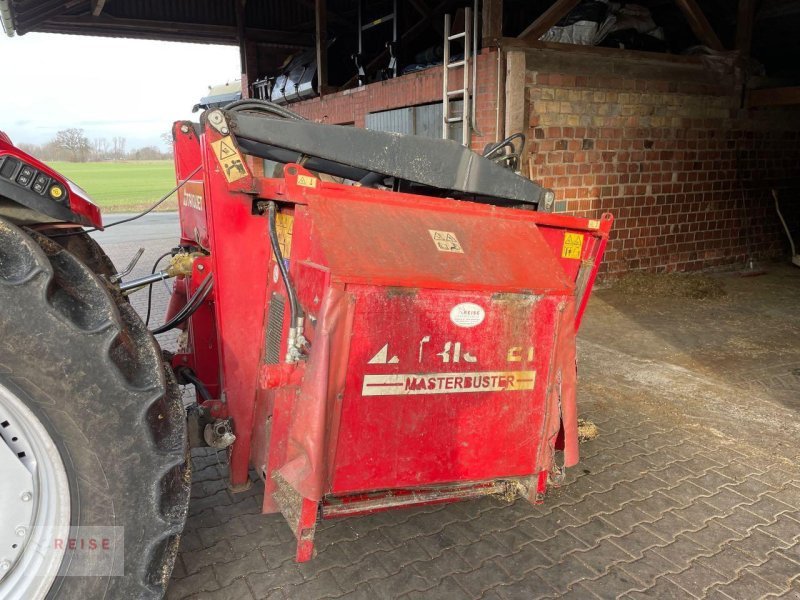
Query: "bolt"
209 111 223 125
197 264 205 271
20 492 31 502
180 125 190 133
0 560 10 571
221 127 229 135
15 527 25 537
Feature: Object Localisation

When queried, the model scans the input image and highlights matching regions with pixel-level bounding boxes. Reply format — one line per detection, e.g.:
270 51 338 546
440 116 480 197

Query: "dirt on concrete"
577 418 599 442
612 272 727 300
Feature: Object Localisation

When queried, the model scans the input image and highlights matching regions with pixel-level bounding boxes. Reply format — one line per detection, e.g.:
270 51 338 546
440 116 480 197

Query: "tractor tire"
39 227 118 280
0 217 189 600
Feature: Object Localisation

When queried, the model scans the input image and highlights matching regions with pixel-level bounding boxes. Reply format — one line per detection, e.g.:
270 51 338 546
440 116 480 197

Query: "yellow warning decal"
429 229 464 253
274 213 293 259
211 136 248 183
296 175 318 188
588 219 601 230
562 232 584 259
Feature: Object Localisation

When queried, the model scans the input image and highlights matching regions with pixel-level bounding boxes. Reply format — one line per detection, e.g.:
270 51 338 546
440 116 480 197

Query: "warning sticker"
296 175 318 188
211 136 248 183
562 232 584 259
362 370 536 396
274 213 293 259
429 230 464 253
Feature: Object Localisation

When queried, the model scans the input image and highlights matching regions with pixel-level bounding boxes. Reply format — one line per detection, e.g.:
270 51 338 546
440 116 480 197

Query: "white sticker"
272 264 280 283
429 229 463 253
450 303 485 328
362 371 536 396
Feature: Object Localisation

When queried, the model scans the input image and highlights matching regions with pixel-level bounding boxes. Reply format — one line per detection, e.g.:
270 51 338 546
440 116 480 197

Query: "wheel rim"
0 382 70 600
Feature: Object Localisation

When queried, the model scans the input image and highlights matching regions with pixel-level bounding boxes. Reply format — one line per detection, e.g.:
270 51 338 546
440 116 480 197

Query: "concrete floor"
98 217 800 599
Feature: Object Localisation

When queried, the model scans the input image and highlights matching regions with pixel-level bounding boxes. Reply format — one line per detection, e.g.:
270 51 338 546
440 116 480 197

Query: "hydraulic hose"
151 274 213 335
224 99 306 121
180 369 212 402
266 201 300 323
265 201 304 361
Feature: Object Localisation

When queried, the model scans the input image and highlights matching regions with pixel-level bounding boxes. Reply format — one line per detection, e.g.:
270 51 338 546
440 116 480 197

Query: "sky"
0 32 240 150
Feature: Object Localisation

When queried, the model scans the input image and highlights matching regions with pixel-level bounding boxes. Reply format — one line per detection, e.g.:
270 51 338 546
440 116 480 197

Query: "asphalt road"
90 211 180 247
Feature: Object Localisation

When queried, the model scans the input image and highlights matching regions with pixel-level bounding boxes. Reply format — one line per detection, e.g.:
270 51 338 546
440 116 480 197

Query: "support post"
504 50 526 162
235 0 253 98
736 0 756 57
482 0 503 46
315 0 328 96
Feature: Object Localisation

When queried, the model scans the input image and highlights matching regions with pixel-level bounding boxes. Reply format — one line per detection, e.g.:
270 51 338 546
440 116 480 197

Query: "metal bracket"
110 247 144 283
203 418 236 449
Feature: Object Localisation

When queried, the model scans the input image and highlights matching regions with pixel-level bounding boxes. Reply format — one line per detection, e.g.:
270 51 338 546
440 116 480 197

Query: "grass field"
47 160 177 213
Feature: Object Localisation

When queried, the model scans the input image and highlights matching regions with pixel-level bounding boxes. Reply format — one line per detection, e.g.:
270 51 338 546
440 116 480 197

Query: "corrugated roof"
1 0 359 47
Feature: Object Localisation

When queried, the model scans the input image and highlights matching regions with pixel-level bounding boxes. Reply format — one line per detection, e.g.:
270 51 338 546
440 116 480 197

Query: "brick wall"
291 47 800 275
523 48 800 275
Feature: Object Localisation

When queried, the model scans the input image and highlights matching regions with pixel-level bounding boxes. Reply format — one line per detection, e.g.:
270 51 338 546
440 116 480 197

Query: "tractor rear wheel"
0 217 189 599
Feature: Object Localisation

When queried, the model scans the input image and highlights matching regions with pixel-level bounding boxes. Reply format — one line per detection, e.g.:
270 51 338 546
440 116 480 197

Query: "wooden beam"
481 0 503 45
315 0 328 96
409 0 444 35
14 0 76 35
90 0 107 17
505 50 527 164
518 0 580 42
673 0 724 51
499 37 705 66
295 0 355 31
747 86 800 108
736 0 757 56
44 15 313 46
236 0 251 98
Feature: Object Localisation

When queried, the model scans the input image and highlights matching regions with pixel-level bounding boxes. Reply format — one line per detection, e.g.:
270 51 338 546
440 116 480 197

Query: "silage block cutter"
161 101 612 561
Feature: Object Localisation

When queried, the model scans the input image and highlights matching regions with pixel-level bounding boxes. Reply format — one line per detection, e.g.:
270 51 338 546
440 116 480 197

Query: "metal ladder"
442 7 471 146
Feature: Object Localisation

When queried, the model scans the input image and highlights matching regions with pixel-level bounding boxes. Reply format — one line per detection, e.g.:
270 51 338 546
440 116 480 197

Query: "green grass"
46 160 177 213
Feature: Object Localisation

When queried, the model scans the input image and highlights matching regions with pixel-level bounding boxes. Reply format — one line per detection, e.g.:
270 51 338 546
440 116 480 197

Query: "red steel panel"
331 286 562 493
307 191 574 293
172 122 210 249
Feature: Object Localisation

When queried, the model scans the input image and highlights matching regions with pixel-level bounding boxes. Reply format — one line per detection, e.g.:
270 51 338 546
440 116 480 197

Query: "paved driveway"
97 213 800 600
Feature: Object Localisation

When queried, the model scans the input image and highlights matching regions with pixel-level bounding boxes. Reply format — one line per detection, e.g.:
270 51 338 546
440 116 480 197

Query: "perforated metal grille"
265 293 286 364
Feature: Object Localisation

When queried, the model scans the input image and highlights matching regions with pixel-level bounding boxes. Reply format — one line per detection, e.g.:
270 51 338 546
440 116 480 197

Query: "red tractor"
0 101 611 598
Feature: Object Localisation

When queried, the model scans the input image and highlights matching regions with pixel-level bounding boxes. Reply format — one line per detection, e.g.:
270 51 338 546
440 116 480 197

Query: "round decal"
450 302 485 328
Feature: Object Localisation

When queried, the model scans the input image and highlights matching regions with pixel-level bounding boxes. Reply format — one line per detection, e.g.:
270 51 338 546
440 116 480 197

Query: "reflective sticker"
429 229 463 253
588 219 601 230
562 232 584 260
274 213 293 259
362 371 536 396
211 136 248 182
272 264 280 283
450 303 485 328
296 175 318 188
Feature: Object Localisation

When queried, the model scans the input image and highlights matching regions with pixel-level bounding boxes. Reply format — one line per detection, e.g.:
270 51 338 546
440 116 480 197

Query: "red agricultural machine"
0 101 611 598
